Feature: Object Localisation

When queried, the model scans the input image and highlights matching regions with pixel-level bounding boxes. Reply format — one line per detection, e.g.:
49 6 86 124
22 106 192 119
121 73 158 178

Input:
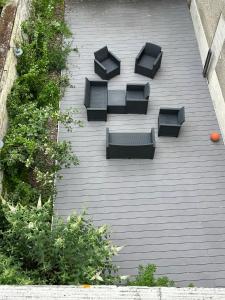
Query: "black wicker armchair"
106 128 155 159
94 46 121 80
84 78 108 121
158 107 185 137
135 43 162 78
126 83 150 114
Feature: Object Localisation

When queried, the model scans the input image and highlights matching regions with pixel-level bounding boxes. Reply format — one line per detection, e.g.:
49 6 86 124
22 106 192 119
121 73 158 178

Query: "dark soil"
0 3 17 79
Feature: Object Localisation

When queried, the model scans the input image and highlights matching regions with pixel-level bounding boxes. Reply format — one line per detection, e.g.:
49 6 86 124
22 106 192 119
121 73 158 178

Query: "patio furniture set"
84 43 185 159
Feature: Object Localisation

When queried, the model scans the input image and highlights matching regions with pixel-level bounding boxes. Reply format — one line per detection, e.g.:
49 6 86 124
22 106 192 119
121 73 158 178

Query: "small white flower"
91 272 103 282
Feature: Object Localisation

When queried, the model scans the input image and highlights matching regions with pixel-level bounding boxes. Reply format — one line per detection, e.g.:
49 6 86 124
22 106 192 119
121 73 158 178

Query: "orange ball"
210 132 221 142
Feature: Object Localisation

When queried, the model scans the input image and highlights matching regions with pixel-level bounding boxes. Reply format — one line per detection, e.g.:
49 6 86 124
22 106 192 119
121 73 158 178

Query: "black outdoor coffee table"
107 90 126 114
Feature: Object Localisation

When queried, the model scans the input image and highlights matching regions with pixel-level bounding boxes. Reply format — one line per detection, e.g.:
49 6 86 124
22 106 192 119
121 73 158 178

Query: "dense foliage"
0 0 7 8
0 253 32 284
0 0 77 206
0 199 119 284
1 103 79 205
128 264 174 287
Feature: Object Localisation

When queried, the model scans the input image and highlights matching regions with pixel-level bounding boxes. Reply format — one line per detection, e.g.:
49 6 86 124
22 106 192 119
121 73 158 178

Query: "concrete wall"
196 0 225 45
0 0 30 192
190 0 225 142
0 0 30 138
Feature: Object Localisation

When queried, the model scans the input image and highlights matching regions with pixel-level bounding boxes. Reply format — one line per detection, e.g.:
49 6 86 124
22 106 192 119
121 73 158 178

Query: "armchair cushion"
101 58 119 74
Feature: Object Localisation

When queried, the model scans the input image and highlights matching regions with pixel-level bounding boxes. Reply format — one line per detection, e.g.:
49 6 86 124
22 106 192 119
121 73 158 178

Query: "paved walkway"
56 0 225 287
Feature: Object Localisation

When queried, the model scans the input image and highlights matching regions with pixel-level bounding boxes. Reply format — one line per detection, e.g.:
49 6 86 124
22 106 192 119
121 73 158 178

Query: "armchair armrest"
94 59 107 72
178 106 185 124
144 82 150 99
109 51 121 64
151 128 156 147
153 51 162 66
135 45 145 62
106 128 109 148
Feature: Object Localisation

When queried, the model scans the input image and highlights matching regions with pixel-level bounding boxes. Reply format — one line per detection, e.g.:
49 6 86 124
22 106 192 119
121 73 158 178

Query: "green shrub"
0 103 79 204
1 0 76 207
0 198 119 284
48 44 72 72
0 0 7 8
128 264 174 287
0 253 33 284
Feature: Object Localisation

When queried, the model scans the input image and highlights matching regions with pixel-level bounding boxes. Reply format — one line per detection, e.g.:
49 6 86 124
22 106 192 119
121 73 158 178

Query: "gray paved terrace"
56 0 225 288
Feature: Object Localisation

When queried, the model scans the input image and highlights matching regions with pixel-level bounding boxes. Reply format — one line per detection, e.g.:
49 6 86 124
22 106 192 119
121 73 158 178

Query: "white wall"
190 0 225 142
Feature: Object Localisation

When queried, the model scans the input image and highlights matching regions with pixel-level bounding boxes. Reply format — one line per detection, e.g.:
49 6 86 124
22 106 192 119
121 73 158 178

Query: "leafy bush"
128 264 174 287
0 0 7 8
0 198 119 284
0 253 33 284
0 0 78 207
0 103 80 204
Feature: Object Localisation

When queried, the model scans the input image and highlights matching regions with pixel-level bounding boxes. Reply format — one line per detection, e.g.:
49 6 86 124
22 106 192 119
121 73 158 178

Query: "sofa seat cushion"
109 132 151 146
89 86 107 108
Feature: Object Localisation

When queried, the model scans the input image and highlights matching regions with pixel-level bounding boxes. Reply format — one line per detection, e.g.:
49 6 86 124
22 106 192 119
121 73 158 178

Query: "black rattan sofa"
94 46 121 80
84 78 108 121
135 43 162 78
106 128 155 159
126 83 150 114
84 79 151 120
158 107 185 137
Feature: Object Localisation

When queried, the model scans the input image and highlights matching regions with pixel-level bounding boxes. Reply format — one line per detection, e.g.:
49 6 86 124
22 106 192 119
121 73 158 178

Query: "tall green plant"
0 198 120 284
